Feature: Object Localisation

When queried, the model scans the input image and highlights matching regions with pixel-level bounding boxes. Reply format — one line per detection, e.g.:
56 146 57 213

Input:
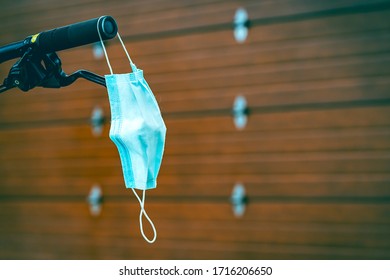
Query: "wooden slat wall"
0 0 389 259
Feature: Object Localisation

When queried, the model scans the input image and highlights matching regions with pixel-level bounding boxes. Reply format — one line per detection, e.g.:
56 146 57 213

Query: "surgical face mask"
98 18 166 243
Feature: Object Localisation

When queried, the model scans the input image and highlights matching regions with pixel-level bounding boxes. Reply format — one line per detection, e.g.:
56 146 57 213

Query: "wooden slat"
1 201 389 227
55 10 390 67
52 31 390 82
0 151 389 183
1 107 389 197
2 106 390 141
1 57 389 124
1 0 387 43
1 148 388 171
1 12 390 123
75 10 390 59
1 75 389 124
2 109 390 184
3 232 389 260
0 201 389 259
1 129 390 167
2 220 390 252
166 107 390 134
1 173 390 199
2 125 390 158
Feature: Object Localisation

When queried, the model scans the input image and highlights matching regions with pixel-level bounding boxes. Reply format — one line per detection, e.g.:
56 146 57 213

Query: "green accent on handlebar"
31 33 40 43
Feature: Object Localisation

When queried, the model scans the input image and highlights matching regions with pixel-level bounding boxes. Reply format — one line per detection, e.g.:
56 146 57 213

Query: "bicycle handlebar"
36 16 117 53
0 16 118 63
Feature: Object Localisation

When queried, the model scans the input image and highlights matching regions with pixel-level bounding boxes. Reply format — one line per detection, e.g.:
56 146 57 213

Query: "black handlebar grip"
35 16 117 53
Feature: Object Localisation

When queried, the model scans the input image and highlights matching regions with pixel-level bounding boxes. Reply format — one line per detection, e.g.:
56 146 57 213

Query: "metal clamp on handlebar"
0 48 106 93
0 16 117 93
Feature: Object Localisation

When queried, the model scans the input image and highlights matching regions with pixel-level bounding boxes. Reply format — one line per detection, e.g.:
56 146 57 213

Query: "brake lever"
59 69 106 88
39 53 106 88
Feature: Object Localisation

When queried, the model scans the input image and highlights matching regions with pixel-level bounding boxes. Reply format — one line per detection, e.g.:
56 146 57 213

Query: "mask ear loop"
117 33 138 73
131 189 157 243
98 18 157 243
97 16 137 74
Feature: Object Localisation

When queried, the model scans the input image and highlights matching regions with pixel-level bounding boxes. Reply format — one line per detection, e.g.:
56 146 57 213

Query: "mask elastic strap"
97 16 136 74
97 17 155 243
131 188 157 243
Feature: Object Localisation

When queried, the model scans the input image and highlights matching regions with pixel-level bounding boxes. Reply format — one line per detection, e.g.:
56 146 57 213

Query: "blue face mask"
98 20 166 243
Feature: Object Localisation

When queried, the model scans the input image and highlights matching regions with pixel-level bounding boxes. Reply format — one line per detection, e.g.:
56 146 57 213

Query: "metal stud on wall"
92 42 104 59
90 106 105 137
233 95 249 130
231 183 248 217
233 7 250 43
87 184 103 216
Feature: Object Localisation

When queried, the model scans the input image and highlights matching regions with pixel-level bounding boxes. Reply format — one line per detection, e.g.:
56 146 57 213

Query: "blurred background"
0 0 389 259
